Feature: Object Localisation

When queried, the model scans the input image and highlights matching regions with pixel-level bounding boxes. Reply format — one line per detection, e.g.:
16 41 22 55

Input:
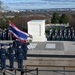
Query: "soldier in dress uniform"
13 38 22 48
0 44 6 73
71 29 75 41
5 29 9 40
49 29 53 40
13 38 22 60
0 30 2 40
7 43 15 68
64 29 67 40
4 31 6 40
1 30 4 40
60 29 62 40
55 29 58 40
17 43 24 68
52 35 55 40
68 29 71 41
8 32 10 40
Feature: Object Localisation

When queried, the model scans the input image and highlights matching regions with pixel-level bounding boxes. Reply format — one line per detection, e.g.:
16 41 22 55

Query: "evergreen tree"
51 12 60 24
59 14 69 24
45 19 50 24
0 19 9 29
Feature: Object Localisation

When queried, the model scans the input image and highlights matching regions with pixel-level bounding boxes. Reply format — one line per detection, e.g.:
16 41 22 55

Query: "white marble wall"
28 20 47 41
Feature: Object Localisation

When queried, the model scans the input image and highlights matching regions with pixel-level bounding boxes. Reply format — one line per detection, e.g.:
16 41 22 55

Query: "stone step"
24 57 75 67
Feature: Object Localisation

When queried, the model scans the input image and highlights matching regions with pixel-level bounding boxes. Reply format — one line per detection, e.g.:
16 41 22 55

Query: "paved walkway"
28 41 75 55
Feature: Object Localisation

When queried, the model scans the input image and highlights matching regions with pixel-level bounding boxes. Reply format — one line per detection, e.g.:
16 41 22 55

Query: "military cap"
1 44 4 47
9 43 13 46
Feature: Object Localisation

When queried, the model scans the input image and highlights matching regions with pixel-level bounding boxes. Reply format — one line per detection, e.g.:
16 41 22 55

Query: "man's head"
1 44 4 48
17 42 22 48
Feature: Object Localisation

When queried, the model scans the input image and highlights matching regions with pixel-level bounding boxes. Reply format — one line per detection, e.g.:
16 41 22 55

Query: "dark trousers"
1 59 6 69
18 59 23 68
23 50 27 59
22 43 28 60
15 50 18 60
9 57 14 68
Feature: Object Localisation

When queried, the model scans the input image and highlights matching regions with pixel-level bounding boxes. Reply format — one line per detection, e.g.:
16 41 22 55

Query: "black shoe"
10 68 15 71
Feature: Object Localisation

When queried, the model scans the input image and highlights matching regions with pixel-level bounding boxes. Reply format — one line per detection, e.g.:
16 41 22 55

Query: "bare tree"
0 0 2 10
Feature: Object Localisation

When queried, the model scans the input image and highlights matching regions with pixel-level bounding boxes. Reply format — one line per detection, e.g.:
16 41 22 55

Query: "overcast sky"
1 0 75 10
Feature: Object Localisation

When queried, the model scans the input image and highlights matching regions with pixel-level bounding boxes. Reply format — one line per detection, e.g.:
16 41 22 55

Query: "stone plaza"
0 41 75 75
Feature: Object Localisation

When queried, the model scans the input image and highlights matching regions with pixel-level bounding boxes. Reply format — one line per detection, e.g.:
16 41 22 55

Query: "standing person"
0 44 6 73
1 30 2 40
13 38 21 48
0 29 2 40
7 43 15 68
13 38 22 61
17 43 24 69
5 28 9 40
